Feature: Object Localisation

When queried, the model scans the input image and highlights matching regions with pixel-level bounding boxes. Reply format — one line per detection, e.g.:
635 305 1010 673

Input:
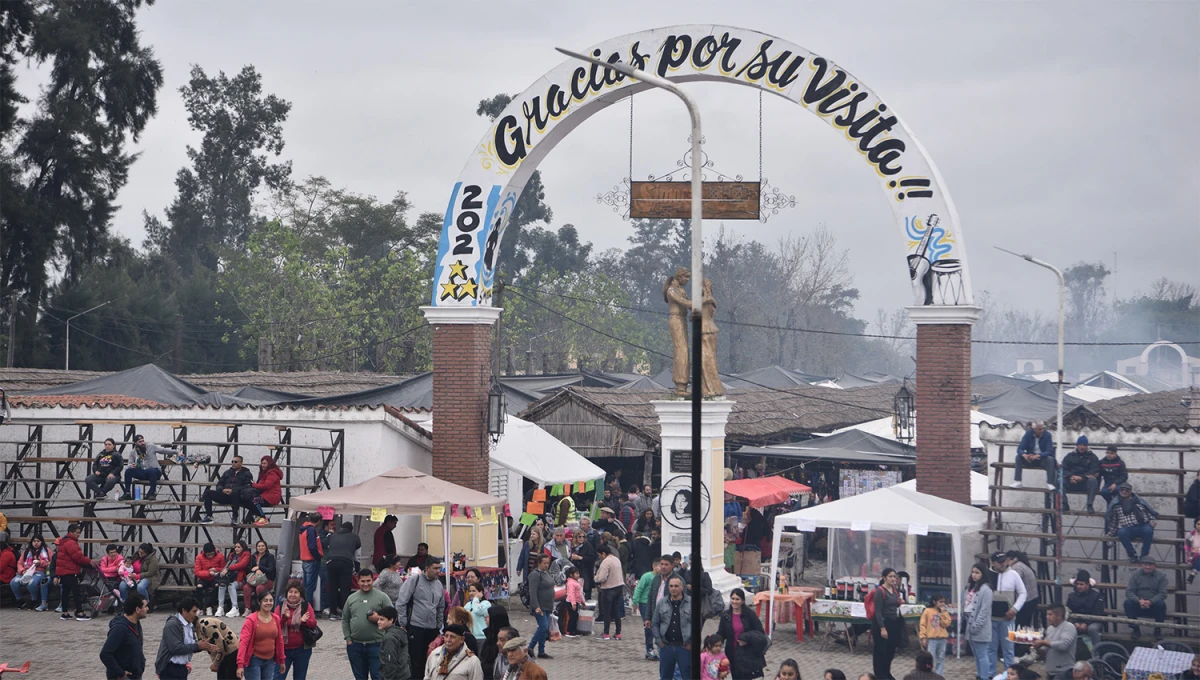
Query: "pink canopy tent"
724 476 811 509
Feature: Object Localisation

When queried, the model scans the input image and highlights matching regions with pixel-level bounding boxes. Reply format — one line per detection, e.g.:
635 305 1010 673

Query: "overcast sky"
76 1 1200 320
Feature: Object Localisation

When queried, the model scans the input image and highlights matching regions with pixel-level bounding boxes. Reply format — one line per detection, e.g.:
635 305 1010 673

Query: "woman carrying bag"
716 588 768 680
275 580 320 680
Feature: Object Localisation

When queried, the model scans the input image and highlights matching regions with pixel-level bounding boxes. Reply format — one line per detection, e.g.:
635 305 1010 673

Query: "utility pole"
173 314 184 373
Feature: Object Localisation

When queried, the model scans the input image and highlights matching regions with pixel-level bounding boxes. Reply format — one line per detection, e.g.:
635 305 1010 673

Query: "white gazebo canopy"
491 416 605 486
896 471 989 507
768 486 986 653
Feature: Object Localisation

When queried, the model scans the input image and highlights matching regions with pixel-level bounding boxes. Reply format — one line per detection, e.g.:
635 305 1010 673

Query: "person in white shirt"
989 552 1027 672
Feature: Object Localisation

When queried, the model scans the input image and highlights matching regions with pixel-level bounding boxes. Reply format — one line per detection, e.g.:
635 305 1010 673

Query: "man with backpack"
394 556 445 678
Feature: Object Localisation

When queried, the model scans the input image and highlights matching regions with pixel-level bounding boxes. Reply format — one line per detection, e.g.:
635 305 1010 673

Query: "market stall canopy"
974 385 1082 423
895 472 988 507
289 465 503 516
724 476 812 509
490 416 605 487
772 485 986 535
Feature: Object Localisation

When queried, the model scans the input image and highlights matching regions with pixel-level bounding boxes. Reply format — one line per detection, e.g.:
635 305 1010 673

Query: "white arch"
431 25 973 309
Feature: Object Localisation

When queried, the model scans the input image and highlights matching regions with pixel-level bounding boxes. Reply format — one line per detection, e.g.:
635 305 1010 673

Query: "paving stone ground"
0 603 1041 679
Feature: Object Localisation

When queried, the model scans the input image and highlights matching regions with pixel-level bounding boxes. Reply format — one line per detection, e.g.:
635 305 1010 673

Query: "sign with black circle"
658 475 711 530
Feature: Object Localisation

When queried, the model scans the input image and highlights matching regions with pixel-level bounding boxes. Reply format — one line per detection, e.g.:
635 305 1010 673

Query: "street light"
995 246 1066 589
893 379 915 444
486 376 506 445
556 47 705 670
65 300 111 370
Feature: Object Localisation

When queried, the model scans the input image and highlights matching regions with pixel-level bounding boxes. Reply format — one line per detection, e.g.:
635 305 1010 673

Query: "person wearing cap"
1013 421 1056 491
120 434 174 501
499 637 546 680
1003 551 1039 652
593 505 627 539
1066 570 1105 647
1124 557 1168 641
1060 436 1101 512
989 552 1027 671
424 624 483 680
1098 445 1129 505
1104 482 1158 562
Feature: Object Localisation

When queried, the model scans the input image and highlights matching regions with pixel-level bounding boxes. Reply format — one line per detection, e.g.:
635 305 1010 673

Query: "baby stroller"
80 566 120 618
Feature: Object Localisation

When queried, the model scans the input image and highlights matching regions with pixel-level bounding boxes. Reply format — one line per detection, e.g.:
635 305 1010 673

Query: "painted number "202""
452 185 483 255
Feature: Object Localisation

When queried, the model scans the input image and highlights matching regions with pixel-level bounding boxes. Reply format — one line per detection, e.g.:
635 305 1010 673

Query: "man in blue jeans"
1105 483 1158 562
297 514 323 605
652 574 692 680
342 569 392 680
1013 421 1056 491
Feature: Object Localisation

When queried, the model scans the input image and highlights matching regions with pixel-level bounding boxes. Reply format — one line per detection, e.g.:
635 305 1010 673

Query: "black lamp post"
486 377 506 445
893 380 915 444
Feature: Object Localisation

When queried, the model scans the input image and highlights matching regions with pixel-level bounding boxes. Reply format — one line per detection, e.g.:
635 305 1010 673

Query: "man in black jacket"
85 438 124 501
100 593 149 679
1099 445 1129 506
198 456 254 525
1061 436 1101 512
1066 570 1105 648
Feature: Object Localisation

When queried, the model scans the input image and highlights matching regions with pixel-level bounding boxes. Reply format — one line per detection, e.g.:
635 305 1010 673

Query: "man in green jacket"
375 605 410 680
343 569 394 680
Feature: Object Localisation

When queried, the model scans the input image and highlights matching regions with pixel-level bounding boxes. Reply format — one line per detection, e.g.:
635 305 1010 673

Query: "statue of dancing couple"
662 267 723 398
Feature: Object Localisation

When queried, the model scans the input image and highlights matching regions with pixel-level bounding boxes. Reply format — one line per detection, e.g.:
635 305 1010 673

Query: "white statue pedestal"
652 399 742 598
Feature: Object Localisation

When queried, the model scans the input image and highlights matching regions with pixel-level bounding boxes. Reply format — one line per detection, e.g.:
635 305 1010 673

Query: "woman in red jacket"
275 580 319 680
237 590 286 680
248 456 283 527
218 539 251 618
194 542 227 616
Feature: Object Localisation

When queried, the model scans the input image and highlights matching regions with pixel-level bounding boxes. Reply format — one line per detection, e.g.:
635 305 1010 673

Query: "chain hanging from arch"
596 88 796 222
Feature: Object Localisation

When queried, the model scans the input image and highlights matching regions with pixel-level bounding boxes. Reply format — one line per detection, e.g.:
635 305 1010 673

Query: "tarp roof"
25 364 252 407
896 472 989 507
724 476 812 508
490 417 605 487
773 485 986 534
830 411 1010 449
974 385 1081 422
723 366 832 389
289 465 503 516
276 372 591 412
803 429 916 455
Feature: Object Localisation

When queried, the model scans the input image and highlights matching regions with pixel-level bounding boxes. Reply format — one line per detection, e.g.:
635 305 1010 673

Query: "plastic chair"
1099 652 1126 674
1090 641 1129 662
1089 658 1121 680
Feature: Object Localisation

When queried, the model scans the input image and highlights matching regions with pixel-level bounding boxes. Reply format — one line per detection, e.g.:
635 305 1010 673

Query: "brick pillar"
907 306 981 506
421 306 501 493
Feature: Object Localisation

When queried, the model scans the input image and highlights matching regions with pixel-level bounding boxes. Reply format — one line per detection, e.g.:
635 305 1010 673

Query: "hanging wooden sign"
630 181 761 220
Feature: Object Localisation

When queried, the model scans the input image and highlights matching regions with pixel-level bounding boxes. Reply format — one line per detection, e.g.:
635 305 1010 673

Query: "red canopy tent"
724 476 811 509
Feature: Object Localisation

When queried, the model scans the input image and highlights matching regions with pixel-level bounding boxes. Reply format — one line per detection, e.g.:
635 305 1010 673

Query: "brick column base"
421 306 501 493
907 306 981 506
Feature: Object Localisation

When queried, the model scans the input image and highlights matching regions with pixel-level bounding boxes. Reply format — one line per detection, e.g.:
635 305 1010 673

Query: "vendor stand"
767 485 985 657
289 465 506 597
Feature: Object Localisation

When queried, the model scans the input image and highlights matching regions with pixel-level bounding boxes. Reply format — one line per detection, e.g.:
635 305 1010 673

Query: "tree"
145 65 292 272
1063 261 1110 341
2 0 163 366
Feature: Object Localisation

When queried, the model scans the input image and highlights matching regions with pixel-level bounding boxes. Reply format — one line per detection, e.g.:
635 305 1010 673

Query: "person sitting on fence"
246 455 282 527
121 434 173 501
1104 482 1158 562
1060 436 1101 512
1124 556 1168 641
199 455 254 525
1013 421 1056 490
194 542 226 617
1066 570 1104 649
85 438 124 501
1098 445 1129 506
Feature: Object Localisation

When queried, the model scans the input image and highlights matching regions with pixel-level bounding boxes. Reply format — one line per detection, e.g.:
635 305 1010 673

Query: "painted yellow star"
439 281 459 301
448 261 469 281
457 278 478 300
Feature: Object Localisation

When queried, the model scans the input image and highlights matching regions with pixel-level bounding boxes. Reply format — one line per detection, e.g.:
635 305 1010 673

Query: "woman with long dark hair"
871 567 903 680
964 562 994 680
716 587 768 679
479 605 510 680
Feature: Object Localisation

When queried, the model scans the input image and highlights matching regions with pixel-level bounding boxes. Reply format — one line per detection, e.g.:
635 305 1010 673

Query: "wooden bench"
8 476 316 489
981 528 1186 545
991 462 1187 476
988 484 1185 499
983 505 1186 522
6 537 277 551
974 553 1194 571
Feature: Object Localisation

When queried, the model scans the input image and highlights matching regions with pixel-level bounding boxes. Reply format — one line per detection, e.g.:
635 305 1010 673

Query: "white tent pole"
443 508 452 595
767 521 782 639
503 507 512 594
952 531 962 658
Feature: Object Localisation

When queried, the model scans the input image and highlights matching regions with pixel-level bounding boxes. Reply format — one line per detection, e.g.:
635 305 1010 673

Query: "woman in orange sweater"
237 591 286 679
